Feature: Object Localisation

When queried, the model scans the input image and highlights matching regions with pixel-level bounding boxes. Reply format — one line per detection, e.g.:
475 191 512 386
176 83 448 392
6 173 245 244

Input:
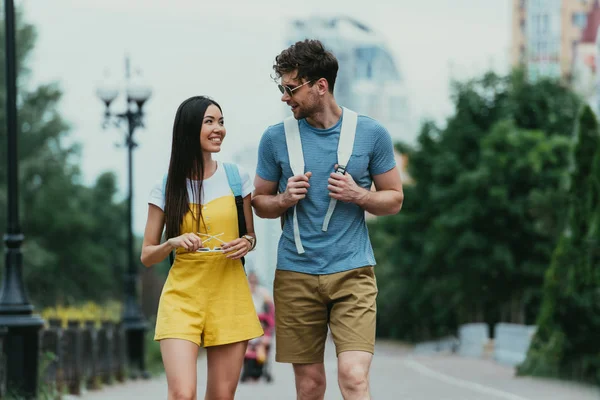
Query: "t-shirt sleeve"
148 176 166 211
256 127 281 182
237 164 255 198
369 123 397 176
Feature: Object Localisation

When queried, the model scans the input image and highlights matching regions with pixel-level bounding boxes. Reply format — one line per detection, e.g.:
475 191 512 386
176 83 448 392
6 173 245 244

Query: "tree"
0 9 129 307
371 70 580 340
518 105 600 384
468 121 571 324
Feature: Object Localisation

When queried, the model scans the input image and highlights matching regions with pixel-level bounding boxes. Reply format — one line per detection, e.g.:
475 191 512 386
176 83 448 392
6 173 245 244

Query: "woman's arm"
140 205 172 267
242 193 256 248
140 204 202 267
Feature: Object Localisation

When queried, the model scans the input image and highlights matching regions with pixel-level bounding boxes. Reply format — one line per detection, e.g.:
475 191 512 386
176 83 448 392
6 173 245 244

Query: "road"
78 339 600 399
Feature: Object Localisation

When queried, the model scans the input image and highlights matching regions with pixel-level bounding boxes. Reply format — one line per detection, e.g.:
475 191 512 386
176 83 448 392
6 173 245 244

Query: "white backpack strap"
322 107 358 232
283 117 306 254
284 117 305 175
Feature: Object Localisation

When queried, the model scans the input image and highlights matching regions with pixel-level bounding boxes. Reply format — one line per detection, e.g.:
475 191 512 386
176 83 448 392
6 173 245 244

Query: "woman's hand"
167 233 202 252
222 238 251 260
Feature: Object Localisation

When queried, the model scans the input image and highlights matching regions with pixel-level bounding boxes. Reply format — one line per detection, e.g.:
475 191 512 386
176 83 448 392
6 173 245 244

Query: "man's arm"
359 166 403 216
327 166 403 216
251 176 288 219
251 172 313 219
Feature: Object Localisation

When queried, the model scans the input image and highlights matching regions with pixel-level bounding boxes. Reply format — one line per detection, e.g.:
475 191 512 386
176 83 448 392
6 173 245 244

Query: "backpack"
164 162 247 266
283 107 358 254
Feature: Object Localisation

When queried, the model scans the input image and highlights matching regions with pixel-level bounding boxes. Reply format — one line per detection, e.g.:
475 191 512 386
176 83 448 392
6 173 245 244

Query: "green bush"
518 105 600 385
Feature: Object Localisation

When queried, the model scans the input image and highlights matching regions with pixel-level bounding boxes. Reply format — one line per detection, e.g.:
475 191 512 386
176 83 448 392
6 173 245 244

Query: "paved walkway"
77 340 600 399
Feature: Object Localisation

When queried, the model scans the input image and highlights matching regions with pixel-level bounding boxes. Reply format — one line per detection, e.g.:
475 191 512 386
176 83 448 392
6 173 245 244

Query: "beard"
292 98 319 120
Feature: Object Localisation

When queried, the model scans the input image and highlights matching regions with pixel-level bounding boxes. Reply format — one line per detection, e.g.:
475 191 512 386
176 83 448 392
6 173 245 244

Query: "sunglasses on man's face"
277 80 313 97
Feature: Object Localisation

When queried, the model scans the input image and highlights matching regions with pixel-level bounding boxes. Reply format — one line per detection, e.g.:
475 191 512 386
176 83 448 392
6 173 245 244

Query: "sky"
21 0 512 235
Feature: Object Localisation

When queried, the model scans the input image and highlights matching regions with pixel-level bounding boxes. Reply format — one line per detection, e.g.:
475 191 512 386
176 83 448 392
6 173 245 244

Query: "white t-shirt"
148 162 254 211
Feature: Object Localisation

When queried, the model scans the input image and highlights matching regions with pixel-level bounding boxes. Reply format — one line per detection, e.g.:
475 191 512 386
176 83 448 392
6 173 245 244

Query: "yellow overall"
154 193 263 347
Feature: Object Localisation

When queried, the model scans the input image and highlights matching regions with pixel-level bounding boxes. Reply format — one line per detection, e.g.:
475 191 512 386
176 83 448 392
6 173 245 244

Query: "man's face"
279 71 319 120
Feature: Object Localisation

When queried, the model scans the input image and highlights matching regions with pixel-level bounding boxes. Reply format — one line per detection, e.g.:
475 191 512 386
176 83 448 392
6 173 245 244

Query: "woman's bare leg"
205 341 248 400
161 339 200 400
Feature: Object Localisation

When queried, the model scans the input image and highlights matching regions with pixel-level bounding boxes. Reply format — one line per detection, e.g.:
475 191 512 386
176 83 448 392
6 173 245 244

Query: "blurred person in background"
240 271 275 383
140 96 263 400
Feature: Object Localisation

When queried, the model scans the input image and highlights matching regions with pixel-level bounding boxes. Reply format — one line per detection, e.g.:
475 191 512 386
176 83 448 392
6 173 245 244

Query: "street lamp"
0 0 45 397
96 55 152 379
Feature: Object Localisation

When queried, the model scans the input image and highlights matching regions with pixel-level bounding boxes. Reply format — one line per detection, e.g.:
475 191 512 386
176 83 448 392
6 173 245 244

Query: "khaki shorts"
273 266 377 364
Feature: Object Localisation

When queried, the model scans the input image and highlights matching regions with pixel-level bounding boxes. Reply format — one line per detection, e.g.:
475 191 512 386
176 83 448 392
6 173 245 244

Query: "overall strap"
322 107 358 231
283 116 306 254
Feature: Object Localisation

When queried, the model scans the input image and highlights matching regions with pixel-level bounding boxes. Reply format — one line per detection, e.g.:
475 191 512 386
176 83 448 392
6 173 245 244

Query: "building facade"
511 0 597 81
572 1 600 112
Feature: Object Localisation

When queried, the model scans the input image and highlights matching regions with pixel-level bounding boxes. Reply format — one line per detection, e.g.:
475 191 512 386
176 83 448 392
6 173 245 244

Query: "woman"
140 96 263 400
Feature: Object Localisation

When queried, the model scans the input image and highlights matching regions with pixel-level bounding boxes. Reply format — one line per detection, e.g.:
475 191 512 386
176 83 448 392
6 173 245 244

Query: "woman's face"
200 104 226 153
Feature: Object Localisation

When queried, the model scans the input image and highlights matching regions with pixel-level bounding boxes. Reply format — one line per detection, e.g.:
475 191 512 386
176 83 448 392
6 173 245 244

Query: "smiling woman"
201 105 225 152
139 95 263 399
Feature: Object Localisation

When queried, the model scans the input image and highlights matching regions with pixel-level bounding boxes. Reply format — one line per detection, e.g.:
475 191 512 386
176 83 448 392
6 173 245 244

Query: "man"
252 39 403 400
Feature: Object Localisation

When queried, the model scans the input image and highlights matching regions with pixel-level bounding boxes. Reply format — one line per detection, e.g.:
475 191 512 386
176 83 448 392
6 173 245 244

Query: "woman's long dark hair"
164 96 222 240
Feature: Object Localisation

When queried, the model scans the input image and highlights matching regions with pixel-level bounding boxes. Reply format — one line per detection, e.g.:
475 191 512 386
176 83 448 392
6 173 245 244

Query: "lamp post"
96 55 151 379
0 0 45 397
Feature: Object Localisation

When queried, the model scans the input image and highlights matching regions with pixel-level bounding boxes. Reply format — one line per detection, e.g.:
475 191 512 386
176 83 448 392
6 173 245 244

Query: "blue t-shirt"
256 110 397 275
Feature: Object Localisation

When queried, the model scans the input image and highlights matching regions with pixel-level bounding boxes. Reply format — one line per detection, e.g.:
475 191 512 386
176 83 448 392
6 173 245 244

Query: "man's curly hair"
273 39 338 93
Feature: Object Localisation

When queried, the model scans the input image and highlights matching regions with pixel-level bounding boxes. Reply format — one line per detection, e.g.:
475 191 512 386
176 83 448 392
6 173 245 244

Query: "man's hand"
281 172 312 207
327 165 369 204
